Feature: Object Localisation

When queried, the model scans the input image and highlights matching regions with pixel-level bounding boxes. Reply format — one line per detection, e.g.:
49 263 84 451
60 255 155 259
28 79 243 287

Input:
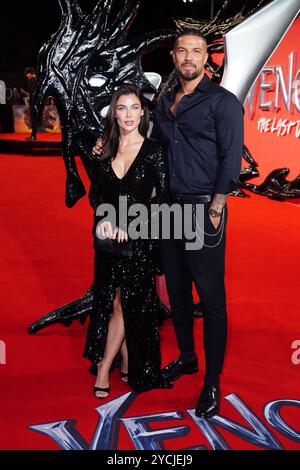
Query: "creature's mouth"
96 71 163 118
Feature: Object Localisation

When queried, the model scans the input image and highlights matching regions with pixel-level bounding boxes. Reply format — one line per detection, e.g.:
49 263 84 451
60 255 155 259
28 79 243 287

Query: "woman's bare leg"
94 287 125 398
120 339 128 382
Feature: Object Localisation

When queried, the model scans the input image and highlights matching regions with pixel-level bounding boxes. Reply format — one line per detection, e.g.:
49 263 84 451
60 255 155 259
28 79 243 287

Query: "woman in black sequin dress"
83 86 172 397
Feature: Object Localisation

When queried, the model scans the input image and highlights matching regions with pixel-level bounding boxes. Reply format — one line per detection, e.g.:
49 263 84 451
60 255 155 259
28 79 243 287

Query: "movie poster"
12 102 61 133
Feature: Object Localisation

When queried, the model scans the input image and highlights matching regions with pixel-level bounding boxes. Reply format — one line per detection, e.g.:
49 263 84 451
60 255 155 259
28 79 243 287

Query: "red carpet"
0 153 299 450
0 133 61 142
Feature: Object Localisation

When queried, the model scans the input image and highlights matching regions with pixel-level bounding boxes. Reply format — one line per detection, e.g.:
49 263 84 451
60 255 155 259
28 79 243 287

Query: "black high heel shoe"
120 371 128 382
94 386 110 399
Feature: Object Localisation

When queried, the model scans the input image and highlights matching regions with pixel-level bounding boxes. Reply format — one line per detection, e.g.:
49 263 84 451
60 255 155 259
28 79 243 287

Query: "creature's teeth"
89 75 107 87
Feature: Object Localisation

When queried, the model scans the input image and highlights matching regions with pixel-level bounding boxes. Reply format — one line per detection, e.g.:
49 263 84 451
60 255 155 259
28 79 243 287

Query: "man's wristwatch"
209 208 222 218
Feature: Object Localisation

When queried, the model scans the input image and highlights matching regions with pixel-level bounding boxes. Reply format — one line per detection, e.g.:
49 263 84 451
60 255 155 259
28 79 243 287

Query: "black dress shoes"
195 384 221 418
161 354 198 381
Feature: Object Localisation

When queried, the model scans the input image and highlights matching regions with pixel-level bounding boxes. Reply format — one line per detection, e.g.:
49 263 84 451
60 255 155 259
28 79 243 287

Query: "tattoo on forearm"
211 193 228 212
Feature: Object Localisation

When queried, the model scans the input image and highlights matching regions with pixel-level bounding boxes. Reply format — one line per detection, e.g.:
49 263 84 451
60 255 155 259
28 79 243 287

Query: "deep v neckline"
110 138 146 181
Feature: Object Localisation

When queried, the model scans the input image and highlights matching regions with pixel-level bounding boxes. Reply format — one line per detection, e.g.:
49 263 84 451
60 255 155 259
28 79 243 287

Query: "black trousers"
159 202 228 387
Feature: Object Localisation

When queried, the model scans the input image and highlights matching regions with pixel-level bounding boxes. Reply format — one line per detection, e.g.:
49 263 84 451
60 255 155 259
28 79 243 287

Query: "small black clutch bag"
94 236 133 257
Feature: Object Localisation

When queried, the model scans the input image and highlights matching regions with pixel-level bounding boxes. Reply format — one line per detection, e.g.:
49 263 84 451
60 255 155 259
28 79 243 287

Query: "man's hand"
92 138 103 156
209 193 227 229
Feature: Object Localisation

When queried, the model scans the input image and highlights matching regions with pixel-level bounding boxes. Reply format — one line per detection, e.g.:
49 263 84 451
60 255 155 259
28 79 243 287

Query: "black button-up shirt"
152 74 244 195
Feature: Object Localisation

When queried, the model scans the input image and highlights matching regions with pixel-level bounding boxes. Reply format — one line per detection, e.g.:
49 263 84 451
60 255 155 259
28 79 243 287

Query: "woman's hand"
96 221 128 242
116 227 128 243
92 138 103 156
96 221 114 239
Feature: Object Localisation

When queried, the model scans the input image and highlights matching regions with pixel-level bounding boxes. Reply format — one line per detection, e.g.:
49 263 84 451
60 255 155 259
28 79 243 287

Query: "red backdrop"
244 15 300 183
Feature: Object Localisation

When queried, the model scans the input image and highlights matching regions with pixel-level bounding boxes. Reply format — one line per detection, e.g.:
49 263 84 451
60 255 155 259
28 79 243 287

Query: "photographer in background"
20 67 38 140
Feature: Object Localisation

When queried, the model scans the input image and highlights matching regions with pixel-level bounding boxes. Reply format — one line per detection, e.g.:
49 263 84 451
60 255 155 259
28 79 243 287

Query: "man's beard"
176 65 203 81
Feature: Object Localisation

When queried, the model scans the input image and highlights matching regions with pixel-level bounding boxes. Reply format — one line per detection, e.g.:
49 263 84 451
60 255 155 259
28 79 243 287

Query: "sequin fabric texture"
83 138 169 392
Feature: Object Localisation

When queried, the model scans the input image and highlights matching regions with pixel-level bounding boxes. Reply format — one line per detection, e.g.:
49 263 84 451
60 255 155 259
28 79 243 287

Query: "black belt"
171 193 211 204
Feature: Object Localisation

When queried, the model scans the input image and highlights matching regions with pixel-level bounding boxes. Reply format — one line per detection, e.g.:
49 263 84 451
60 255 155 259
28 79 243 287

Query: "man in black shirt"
153 29 244 418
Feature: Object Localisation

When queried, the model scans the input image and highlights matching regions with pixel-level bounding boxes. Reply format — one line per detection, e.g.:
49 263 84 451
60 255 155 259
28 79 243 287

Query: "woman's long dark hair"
101 85 150 160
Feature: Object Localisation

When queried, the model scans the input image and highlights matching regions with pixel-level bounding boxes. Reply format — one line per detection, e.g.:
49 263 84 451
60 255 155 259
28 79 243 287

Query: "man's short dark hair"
174 29 207 48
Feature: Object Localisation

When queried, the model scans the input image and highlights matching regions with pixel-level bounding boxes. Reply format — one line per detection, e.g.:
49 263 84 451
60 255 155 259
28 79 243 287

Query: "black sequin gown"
83 138 169 393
